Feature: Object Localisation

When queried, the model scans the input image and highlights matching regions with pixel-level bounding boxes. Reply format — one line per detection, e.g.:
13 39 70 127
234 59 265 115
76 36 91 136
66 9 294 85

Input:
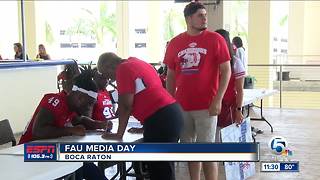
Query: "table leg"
252 134 256 143
70 172 75 180
118 162 127 180
250 99 274 133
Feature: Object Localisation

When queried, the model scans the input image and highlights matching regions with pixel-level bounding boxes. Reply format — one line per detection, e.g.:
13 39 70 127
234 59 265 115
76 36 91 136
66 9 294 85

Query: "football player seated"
19 70 109 144
92 67 117 129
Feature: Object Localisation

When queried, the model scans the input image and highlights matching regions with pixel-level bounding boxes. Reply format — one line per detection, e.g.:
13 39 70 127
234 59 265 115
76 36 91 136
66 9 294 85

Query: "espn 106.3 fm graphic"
260 136 299 172
24 143 57 161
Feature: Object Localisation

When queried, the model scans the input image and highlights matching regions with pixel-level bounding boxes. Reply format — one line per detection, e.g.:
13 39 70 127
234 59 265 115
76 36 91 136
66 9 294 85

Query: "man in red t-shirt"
163 2 231 180
19 71 109 144
97 52 184 180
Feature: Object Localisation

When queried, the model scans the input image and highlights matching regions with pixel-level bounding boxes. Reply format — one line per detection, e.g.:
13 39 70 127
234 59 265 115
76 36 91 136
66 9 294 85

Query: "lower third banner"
25 143 259 162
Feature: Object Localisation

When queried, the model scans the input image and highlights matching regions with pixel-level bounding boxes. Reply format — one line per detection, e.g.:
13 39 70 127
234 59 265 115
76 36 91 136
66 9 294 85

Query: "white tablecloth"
0 118 143 180
243 89 278 106
0 155 82 180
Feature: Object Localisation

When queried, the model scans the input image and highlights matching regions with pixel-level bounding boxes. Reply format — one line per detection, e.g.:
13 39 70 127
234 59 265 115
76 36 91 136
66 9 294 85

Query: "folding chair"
0 119 16 146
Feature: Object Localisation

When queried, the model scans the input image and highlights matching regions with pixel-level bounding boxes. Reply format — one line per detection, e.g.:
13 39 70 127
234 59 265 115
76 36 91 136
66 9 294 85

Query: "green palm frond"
65 3 117 47
45 21 54 45
279 15 288 27
163 8 186 42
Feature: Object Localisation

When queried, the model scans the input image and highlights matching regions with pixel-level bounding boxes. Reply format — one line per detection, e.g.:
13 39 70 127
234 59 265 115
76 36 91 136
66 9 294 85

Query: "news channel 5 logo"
268 136 293 156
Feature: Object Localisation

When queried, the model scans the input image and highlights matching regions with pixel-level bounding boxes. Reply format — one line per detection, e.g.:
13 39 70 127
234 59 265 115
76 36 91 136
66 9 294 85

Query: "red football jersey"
19 92 76 144
116 57 176 123
218 56 246 127
92 89 115 121
164 30 230 111
222 56 246 102
159 74 166 88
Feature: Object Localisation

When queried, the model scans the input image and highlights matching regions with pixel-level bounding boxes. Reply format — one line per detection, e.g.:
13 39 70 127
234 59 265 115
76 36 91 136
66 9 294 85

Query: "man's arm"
235 77 244 110
166 68 176 97
209 61 231 116
102 93 133 139
128 127 144 134
32 108 85 140
234 77 245 124
72 116 108 130
81 105 94 118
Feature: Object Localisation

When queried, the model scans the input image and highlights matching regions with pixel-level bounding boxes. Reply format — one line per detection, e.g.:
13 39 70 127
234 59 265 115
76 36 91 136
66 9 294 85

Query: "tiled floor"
243 108 320 180
2 108 320 180
105 108 320 180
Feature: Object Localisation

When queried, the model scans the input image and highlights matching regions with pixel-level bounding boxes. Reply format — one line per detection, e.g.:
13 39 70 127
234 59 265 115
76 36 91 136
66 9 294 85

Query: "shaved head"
97 52 123 81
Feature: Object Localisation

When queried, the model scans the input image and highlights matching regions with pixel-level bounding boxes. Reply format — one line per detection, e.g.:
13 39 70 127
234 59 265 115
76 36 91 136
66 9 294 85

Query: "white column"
248 1 271 88
205 1 224 31
116 1 129 58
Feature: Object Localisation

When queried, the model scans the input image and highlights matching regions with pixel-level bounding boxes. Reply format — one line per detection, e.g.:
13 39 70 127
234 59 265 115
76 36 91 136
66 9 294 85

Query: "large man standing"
97 53 184 180
164 2 231 180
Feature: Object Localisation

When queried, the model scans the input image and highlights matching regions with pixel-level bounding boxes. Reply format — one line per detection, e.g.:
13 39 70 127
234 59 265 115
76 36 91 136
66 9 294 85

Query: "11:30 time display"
261 162 280 172
261 162 299 172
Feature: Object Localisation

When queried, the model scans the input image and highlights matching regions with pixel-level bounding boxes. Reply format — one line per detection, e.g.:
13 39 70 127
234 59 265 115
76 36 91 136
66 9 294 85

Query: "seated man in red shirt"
57 61 81 93
19 70 109 144
20 70 108 180
58 64 115 131
92 67 117 133
97 52 184 180
92 67 116 122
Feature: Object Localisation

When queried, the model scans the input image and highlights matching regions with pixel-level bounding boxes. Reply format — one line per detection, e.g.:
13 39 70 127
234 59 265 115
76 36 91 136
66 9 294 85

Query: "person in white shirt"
232 36 248 72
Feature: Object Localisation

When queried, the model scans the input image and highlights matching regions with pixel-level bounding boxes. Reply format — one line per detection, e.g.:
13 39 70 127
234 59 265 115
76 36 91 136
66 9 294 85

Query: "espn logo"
24 143 57 161
26 145 56 154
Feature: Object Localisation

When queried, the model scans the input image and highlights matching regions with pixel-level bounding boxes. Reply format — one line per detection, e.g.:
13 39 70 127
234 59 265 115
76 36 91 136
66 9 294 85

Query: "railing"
0 59 75 69
248 64 320 109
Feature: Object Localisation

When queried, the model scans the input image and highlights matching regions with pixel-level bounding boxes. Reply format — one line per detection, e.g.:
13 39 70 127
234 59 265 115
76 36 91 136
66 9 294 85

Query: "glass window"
35 1 117 63
128 1 187 63
0 1 19 60
224 1 249 48
271 1 288 63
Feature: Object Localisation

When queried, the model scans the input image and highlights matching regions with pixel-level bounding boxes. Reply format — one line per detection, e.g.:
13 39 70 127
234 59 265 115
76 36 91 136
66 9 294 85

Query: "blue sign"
24 143 57 161
280 162 299 172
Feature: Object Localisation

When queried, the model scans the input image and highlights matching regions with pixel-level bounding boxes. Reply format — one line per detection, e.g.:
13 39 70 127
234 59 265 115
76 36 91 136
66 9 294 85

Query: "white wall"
0 66 62 133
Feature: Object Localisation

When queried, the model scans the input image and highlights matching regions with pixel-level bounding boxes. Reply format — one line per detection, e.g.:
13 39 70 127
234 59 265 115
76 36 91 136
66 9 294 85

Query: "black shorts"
143 102 184 142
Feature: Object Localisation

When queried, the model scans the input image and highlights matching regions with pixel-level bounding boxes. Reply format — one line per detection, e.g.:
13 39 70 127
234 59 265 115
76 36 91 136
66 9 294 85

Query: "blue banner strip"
59 143 259 153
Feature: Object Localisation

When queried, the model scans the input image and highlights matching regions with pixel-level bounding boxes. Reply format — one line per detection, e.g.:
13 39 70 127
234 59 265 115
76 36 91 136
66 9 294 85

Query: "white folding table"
243 89 278 133
0 153 82 180
0 118 143 180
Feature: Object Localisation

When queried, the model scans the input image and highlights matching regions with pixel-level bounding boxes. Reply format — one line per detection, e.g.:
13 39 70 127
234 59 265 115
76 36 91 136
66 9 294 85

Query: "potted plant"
276 71 290 81
244 75 256 89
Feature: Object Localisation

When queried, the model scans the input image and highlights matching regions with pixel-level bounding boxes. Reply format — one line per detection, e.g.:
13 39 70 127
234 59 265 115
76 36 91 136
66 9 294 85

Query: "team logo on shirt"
178 42 207 74
102 98 112 106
